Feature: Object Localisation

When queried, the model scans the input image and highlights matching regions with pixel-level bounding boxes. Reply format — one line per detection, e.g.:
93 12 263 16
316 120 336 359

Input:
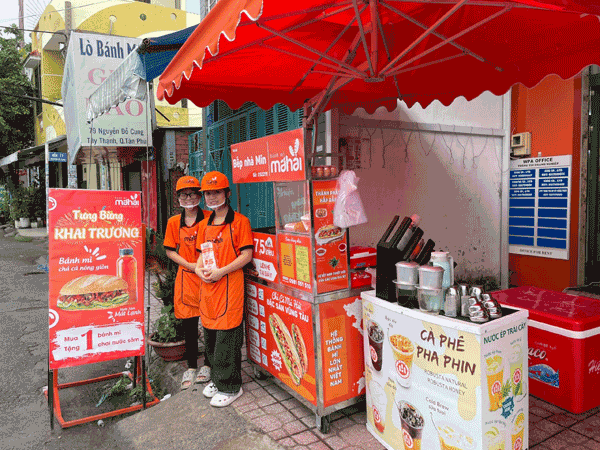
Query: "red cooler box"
492 286 600 414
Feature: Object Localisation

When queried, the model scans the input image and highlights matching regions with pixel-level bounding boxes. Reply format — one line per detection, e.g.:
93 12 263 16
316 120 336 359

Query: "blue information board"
508 156 571 260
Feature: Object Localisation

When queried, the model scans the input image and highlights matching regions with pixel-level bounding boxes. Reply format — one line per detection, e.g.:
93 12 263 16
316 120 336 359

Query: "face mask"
179 200 200 209
206 200 226 210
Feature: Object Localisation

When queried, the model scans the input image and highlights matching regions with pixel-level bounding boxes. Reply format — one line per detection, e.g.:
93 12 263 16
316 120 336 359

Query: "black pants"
182 316 199 370
203 323 243 394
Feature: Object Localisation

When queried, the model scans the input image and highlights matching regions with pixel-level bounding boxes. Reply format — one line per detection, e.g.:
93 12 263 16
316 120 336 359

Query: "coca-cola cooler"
492 286 600 414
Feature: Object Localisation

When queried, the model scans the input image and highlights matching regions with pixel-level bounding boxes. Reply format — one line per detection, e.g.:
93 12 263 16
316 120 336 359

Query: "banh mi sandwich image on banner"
315 224 345 245
57 275 129 311
291 323 308 377
269 313 303 385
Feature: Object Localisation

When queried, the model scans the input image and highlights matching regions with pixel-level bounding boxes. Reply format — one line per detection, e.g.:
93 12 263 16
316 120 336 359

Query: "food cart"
362 291 529 450
236 128 368 432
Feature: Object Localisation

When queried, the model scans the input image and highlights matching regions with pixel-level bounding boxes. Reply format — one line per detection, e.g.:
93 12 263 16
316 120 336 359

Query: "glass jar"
117 248 137 305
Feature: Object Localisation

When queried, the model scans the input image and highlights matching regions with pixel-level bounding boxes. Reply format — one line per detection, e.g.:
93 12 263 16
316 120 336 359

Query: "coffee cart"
235 128 368 432
362 291 529 450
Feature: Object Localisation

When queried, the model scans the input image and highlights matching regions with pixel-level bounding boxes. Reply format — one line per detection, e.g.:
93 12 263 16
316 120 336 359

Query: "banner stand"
45 356 159 428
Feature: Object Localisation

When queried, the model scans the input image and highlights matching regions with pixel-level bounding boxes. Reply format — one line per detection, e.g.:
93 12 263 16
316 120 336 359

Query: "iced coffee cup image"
368 380 388 434
397 401 424 450
389 334 415 388
368 320 384 372
511 412 525 450
484 425 506 450
486 355 504 412
437 421 476 450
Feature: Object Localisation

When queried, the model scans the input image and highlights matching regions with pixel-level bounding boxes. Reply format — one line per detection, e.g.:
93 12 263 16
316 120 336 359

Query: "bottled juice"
117 248 137 305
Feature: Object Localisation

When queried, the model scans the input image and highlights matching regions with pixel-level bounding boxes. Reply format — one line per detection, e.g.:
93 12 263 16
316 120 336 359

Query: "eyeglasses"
178 192 199 199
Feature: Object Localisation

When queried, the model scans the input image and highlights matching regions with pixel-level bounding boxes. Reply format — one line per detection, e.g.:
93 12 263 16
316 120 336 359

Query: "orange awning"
157 0 600 117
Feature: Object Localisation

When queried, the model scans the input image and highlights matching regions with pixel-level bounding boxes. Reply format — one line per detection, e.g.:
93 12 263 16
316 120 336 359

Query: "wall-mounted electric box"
511 132 531 157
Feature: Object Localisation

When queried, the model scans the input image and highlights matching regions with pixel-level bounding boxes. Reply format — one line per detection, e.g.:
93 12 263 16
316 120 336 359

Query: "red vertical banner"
245 280 317 405
319 295 366 407
48 189 145 369
312 180 349 293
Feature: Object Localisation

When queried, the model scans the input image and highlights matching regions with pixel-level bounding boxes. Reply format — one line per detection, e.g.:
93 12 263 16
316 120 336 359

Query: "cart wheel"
316 414 331 434
252 365 268 380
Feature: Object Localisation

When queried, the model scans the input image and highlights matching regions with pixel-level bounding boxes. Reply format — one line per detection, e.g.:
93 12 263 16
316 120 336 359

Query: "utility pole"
18 0 24 47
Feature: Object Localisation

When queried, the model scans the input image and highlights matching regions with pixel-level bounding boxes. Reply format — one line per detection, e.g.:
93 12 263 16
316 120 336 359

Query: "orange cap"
201 171 230 191
176 176 201 192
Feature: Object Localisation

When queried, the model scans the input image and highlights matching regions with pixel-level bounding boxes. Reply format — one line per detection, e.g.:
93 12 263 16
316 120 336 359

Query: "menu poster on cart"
48 189 144 369
319 296 366 407
509 155 572 260
245 280 317 405
278 233 312 292
231 128 305 183
481 320 529 450
362 296 528 450
251 231 280 284
312 180 349 293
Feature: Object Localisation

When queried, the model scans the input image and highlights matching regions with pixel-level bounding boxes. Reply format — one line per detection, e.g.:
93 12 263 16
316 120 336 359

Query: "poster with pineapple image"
482 320 528 450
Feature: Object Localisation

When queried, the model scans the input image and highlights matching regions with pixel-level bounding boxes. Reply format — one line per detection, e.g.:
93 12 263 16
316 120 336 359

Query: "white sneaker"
202 382 218 398
210 388 243 407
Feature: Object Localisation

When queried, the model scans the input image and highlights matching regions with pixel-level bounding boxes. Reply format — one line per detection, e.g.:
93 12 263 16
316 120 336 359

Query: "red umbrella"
157 0 600 122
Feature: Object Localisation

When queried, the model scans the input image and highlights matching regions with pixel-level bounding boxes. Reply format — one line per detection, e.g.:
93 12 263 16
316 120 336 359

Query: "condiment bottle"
444 286 460 317
117 248 137 305
458 284 470 316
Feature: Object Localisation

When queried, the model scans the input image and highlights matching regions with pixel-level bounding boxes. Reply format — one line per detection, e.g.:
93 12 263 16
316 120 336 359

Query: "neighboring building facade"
509 70 600 291
27 0 201 230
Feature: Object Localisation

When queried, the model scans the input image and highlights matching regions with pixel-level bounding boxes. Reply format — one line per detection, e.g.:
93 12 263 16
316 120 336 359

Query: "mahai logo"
115 193 140 207
270 138 302 174
48 196 57 211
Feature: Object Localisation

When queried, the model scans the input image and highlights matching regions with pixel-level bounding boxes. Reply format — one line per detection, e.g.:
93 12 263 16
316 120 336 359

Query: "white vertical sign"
63 32 152 161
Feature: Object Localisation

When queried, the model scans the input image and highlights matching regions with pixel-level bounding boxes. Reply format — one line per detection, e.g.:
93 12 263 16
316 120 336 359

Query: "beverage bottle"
117 248 137 305
396 214 420 254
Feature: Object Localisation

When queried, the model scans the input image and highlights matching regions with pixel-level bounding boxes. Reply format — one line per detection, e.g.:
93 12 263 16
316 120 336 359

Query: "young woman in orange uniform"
163 176 210 389
195 171 253 407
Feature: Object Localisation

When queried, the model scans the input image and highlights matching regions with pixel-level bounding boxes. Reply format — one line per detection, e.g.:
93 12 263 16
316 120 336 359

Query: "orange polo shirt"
163 208 209 319
196 207 253 330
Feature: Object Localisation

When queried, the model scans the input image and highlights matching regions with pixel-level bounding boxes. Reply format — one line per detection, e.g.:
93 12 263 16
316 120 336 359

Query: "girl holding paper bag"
195 171 253 407
163 176 210 390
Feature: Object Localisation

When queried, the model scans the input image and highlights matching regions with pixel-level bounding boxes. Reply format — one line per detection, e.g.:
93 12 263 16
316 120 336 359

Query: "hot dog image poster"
48 189 144 369
312 180 349 294
245 280 317 405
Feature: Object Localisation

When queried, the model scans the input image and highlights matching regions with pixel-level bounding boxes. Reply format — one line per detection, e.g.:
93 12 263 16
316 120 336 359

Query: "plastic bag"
333 170 368 228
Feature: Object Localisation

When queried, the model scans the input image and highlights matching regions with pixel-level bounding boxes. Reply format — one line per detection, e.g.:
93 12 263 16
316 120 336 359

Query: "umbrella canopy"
87 25 197 121
156 0 600 121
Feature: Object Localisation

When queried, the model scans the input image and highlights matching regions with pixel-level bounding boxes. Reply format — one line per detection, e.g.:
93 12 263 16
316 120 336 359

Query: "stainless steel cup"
468 298 489 323
469 285 483 300
481 294 503 319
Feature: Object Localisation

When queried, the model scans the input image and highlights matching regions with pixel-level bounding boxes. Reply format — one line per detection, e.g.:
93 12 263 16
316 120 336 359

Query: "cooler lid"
350 246 377 258
492 286 600 332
